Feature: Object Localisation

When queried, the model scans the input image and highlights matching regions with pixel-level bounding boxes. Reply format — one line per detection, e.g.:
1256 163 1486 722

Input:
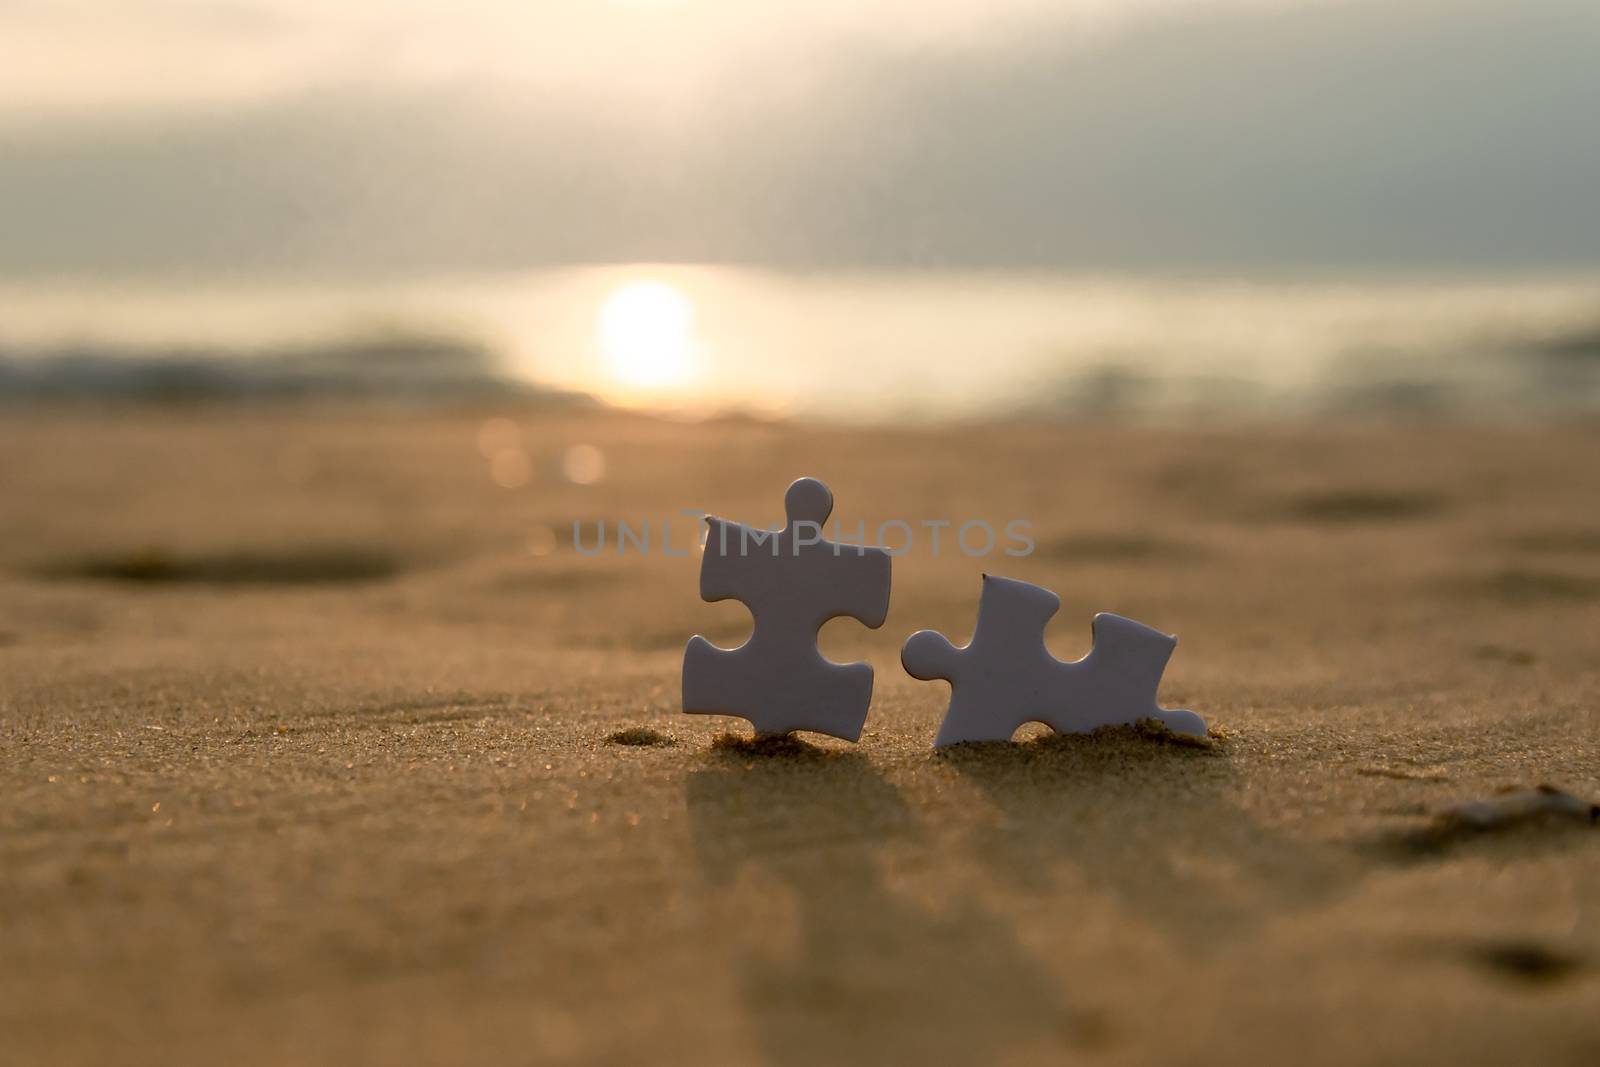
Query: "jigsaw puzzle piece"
699 480 889 626
1057 613 1207 738
904 575 1062 746
814 535 893 629
901 630 962 683
683 634 875 739
683 477 892 742
902 574 1205 747
902 629 990 747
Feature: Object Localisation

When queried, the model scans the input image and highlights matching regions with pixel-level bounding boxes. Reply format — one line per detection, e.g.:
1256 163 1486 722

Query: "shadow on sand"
941 728 1353 953
685 727 1370 1062
686 739 1087 1064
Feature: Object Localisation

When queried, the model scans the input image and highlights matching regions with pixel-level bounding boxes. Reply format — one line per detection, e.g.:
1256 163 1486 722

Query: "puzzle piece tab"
902 574 1205 747
683 477 892 741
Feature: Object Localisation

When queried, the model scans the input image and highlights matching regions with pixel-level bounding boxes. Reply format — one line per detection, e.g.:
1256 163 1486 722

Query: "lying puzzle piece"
683 477 892 741
903 574 1206 747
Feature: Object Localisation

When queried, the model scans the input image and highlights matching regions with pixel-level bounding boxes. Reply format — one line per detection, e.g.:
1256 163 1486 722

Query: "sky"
1 0 1597 276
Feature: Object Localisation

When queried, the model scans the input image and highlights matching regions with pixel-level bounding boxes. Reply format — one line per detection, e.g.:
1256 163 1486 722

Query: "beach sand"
2 406 1598 1064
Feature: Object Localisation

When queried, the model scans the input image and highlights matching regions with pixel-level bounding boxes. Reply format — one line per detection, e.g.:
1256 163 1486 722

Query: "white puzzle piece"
683 477 892 741
902 574 1206 747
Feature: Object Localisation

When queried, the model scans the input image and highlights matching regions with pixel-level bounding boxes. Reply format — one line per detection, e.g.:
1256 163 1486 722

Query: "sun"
597 280 701 389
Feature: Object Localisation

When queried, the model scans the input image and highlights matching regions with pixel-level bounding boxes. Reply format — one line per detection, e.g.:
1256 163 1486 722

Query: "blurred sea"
3 267 1598 421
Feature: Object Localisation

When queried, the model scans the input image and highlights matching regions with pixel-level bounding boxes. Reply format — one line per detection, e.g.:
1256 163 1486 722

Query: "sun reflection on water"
597 280 703 392
12 266 1600 422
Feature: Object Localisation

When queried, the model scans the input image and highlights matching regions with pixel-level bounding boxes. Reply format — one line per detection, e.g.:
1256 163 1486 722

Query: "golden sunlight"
597 280 702 389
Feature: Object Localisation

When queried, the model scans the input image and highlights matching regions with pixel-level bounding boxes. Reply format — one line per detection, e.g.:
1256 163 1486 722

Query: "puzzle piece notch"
902 574 1206 747
684 477 892 741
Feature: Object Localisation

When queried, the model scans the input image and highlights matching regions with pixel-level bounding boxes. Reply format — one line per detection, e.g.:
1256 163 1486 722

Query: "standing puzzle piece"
902 574 1206 747
683 477 892 741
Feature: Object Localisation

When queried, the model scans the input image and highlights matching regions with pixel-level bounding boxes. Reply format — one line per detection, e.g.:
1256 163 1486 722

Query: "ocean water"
2 266 1598 420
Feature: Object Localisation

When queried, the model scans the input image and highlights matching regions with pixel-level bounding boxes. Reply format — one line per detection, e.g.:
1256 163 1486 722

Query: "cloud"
0 0 1595 274
0 0 1119 120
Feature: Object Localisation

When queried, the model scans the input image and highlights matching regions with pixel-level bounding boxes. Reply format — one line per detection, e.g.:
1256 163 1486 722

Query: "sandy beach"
2 405 1598 1065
